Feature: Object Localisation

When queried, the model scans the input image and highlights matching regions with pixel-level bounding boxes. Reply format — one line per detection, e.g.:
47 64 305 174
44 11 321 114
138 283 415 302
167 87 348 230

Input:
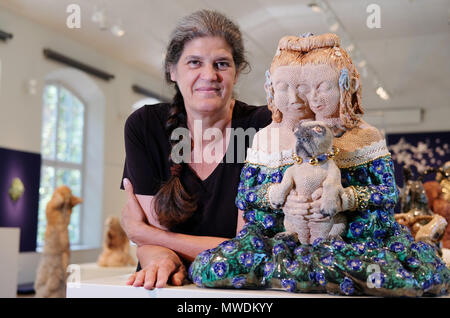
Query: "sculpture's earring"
339 68 350 91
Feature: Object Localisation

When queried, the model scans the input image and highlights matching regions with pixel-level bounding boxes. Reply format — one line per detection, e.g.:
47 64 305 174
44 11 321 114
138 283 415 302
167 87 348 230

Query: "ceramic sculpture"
189 33 450 296
34 186 82 298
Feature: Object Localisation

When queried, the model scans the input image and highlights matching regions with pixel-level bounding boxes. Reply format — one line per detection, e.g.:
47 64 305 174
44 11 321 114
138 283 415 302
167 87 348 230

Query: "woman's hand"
126 245 187 289
121 178 150 244
283 190 310 216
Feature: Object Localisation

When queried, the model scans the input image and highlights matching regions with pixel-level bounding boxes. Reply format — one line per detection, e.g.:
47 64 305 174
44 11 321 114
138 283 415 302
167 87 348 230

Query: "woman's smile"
195 86 221 96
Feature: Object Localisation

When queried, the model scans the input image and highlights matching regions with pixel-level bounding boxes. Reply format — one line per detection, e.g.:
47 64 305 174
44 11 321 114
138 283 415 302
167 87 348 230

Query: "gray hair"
164 9 249 83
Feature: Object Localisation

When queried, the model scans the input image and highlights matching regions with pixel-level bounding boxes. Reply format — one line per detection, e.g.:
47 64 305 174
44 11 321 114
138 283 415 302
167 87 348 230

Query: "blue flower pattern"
189 155 450 296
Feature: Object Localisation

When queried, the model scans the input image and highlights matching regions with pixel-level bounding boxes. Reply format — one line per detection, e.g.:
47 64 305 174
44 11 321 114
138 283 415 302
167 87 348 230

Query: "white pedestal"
67 249 450 298
0 227 20 298
67 274 340 298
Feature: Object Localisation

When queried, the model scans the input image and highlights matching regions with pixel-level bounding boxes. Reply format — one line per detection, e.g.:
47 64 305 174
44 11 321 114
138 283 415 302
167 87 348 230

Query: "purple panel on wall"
0 147 41 252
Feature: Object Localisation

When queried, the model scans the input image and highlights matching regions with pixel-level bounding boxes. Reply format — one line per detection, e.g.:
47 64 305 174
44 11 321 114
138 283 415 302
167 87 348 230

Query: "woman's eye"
188 60 201 67
216 61 230 70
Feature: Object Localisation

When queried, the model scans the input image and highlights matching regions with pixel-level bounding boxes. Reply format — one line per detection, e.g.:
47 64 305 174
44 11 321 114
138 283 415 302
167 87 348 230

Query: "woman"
189 33 450 296
120 10 272 289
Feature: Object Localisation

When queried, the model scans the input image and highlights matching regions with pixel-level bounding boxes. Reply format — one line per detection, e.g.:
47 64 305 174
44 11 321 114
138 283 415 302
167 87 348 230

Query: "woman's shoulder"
233 100 272 130
127 103 170 124
124 103 171 140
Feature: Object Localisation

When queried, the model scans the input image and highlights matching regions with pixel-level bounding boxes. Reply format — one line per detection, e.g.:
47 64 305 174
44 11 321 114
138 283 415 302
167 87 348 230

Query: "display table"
66 274 342 298
67 249 450 298
0 228 20 298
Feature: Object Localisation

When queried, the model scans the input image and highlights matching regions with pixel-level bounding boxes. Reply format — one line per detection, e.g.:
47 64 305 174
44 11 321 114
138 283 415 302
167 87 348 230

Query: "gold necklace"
292 146 340 166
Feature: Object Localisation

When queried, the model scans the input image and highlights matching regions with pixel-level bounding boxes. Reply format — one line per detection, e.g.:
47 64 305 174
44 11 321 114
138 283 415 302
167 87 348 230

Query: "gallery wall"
0 6 168 284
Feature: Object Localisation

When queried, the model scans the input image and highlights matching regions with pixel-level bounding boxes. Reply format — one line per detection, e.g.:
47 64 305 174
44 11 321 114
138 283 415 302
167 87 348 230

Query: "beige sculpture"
97 216 136 267
269 121 347 244
34 186 82 298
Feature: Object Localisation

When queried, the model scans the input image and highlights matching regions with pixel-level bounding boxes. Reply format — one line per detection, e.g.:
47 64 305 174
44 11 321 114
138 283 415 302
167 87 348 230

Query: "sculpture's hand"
268 184 286 208
319 184 344 217
311 187 323 201
283 189 310 216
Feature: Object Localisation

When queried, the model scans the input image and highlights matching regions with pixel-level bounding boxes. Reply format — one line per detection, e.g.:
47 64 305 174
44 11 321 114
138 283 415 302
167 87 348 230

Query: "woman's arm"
122 178 230 262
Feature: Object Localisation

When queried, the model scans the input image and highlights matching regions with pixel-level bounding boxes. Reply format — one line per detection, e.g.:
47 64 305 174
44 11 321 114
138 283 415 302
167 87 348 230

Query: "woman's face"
170 36 238 116
271 65 314 122
295 63 341 120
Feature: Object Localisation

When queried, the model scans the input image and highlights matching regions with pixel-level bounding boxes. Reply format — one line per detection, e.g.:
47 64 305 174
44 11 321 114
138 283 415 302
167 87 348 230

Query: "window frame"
38 80 87 246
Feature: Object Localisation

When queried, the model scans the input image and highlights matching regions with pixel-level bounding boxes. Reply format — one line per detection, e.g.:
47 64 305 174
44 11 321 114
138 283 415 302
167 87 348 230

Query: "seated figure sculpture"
189 33 450 296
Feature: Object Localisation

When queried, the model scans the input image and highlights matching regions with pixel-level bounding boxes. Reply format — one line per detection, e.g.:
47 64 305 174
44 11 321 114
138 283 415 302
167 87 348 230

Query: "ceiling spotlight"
111 22 125 37
376 86 390 100
308 2 323 13
329 22 339 32
91 6 108 30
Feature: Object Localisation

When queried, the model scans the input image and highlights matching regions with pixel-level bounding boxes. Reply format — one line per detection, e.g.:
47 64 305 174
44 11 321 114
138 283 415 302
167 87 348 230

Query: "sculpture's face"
271 65 313 122
295 63 341 120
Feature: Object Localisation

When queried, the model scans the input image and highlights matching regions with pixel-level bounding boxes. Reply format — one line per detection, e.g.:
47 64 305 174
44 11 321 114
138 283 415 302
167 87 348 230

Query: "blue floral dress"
189 140 450 297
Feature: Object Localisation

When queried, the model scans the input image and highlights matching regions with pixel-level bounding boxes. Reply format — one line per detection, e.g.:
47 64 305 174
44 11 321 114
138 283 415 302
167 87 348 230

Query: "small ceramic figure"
424 162 450 248
97 216 136 267
269 121 346 244
34 186 82 298
395 167 448 256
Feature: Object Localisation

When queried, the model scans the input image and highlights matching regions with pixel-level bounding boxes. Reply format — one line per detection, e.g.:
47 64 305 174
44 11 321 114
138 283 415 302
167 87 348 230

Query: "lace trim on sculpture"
334 139 390 168
245 147 294 168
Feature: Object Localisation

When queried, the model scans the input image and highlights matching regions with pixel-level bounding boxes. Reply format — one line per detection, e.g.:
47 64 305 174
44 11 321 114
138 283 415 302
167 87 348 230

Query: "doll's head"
265 33 363 129
294 121 334 159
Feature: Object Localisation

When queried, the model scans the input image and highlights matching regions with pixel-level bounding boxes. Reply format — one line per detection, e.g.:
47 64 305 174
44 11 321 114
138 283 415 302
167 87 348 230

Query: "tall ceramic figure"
189 33 449 296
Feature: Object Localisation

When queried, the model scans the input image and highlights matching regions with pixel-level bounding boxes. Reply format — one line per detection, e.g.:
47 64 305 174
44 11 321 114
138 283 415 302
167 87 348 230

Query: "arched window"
37 83 85 246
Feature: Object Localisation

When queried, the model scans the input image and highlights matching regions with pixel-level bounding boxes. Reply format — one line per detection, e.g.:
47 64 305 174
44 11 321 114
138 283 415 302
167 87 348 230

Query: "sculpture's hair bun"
277 33 340 53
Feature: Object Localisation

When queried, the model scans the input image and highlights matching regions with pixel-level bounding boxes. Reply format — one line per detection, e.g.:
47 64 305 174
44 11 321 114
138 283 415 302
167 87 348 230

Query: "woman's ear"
234 70 240 85
169 65 177 82
350 76 360 94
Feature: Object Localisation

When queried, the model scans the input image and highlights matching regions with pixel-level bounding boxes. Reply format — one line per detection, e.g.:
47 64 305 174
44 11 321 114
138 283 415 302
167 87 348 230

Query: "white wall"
0 6 168 284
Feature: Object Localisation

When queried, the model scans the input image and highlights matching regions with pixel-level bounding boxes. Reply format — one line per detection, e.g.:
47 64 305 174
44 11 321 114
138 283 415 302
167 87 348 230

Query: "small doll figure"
269 121 346 244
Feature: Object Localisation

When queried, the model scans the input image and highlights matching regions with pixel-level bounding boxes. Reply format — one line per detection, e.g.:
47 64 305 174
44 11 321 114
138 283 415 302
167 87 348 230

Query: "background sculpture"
34 185 82 298
97 216 136 267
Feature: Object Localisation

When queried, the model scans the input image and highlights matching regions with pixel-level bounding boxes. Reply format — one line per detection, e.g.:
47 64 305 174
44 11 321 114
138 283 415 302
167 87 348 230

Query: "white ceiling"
1 0 449 111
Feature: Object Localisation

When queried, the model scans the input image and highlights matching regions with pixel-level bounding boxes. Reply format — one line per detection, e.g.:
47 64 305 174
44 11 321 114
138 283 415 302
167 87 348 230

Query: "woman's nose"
201 64 219 81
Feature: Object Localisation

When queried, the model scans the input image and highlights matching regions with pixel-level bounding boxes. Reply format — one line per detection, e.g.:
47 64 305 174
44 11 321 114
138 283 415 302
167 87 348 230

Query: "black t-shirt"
121 100 272 239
